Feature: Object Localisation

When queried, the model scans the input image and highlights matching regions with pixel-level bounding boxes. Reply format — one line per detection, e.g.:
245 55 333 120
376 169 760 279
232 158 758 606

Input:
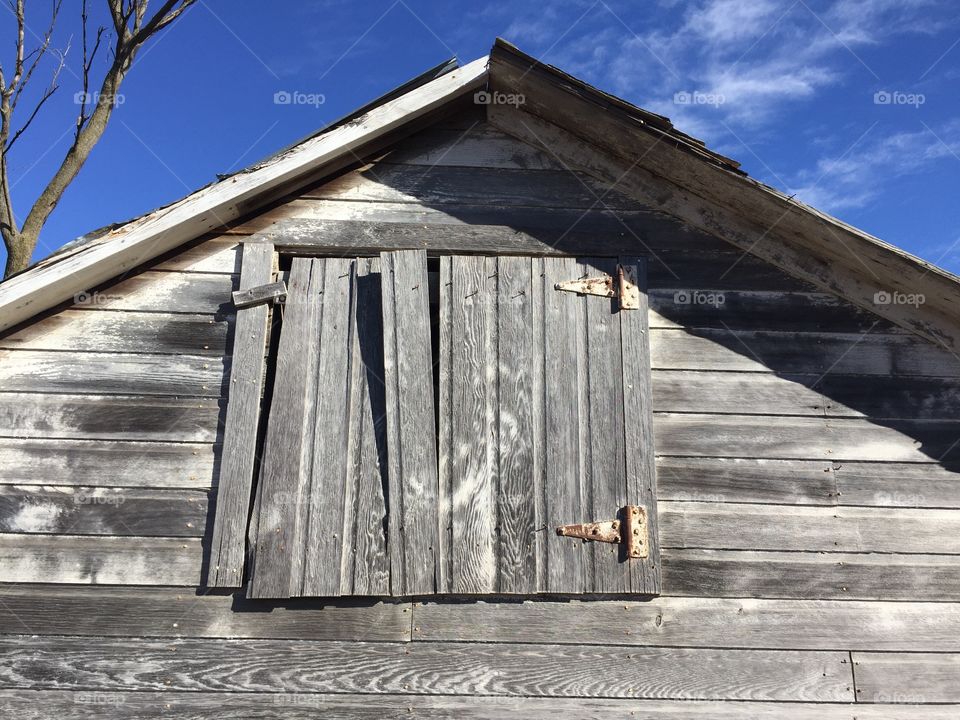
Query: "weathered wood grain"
441 255 498 593
341 258 391 595
378 124 544 168
382 124 563 170
0 534 202 585
543 256 587 593
655 457 837 505
2 692 955 720
0 311 229 355
208 243 274 587
0 439 217 488
652 370 960 420
249 256 394 597
649 289 894 332
0 635 852 701
620 256 662 594
300 257 364 597
834 462 960 509
247 257 324 598
0 393 221 442
659 501 960 554
234 201 727 254
251 216 731 259
662 549 960 600
307 164 638 210
413 596 960 651
650 328 960 378
495 255 537 593
0 584 410 641
852 653 960 703
585 258 630 592
70 271 236 314
150 237 242 274
648 250 815 291
654 414 960 463
0 351 226 397
0 486 207 537
381 249 440 596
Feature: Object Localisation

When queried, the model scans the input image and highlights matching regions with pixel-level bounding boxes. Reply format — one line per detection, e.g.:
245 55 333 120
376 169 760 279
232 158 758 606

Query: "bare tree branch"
0 0 196 277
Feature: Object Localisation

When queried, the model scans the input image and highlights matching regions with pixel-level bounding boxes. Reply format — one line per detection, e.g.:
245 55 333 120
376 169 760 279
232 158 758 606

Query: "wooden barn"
1 39 959 718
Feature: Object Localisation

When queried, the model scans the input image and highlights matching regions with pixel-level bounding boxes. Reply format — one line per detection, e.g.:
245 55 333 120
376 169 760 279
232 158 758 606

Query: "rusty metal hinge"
556 505 648 559
554 264 640 310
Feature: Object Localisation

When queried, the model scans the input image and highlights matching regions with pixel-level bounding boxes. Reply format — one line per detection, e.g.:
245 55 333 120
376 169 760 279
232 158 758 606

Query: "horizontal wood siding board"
0 486 208 537
649 289 895 333
662 549 960 601
0 534 203 585
653 414 960 463
381 124 564 170
234 202 728 253
650 329 960 378
659 501 960 554
651 370 960 420
0 311 230 355
0 584 410 641
67 271 236 314
3 692 955 720
0 351 227 397
0 635 852 701
835 462 960 509
0 394 222 442
655 457 838 505
148 237 242 274
251 217 728 259
0 439 217 488
852 652 960 704
413 597 960 651
305 164 640 210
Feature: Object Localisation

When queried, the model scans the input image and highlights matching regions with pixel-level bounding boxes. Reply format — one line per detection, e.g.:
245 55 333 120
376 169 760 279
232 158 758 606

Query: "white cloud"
788 121 960 212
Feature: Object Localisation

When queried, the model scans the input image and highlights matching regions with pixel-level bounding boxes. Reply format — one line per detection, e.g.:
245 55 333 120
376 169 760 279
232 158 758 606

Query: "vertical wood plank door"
438 256 661 595
247 257 392 598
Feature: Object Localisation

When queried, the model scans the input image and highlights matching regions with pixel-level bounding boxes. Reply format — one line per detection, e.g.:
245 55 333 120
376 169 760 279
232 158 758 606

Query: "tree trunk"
3 232 33 277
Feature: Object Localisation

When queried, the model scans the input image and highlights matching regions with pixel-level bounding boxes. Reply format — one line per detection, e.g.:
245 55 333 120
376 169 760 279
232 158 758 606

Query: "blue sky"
1 0 958 273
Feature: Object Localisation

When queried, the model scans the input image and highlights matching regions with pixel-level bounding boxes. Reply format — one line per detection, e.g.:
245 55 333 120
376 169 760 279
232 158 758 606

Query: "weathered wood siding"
1 112 958 715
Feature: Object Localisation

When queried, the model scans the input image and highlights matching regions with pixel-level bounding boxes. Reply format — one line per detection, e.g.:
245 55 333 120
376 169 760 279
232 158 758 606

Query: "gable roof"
1 39 958 354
